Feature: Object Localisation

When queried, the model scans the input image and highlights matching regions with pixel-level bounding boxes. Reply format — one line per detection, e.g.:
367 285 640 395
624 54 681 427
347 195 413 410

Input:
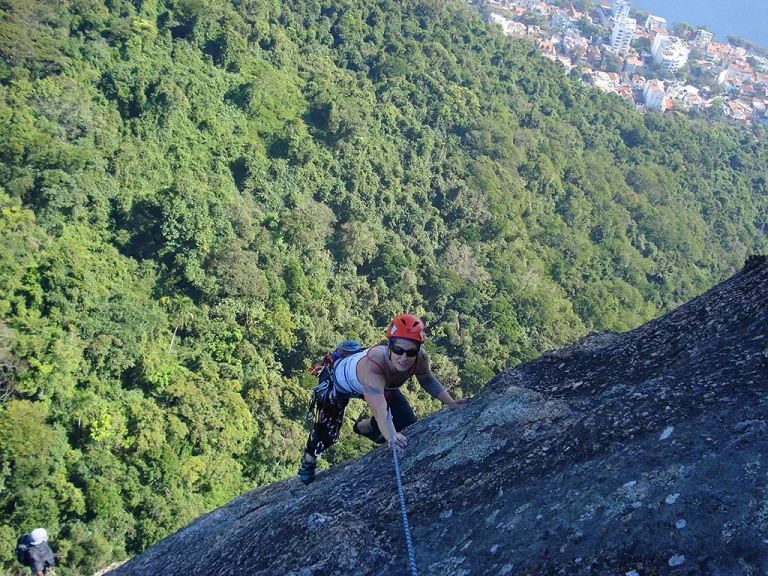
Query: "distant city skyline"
631 0 768 50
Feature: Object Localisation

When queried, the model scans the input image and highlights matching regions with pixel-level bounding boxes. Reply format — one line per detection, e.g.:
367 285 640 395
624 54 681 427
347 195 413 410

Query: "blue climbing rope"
387 408 418 576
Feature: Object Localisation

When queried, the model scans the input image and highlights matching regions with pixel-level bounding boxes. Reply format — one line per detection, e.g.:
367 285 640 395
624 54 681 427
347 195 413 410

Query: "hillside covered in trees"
0 0 766 573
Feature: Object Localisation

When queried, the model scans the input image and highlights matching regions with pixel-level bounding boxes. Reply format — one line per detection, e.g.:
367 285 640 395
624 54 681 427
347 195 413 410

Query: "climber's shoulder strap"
364 345 387 376
307 340 363 379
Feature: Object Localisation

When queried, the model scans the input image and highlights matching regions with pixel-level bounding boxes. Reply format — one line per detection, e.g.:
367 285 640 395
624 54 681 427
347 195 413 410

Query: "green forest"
0 0 766 572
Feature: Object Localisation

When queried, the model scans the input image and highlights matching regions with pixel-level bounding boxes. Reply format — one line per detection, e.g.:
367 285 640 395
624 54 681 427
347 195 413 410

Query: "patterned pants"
304 388 417 457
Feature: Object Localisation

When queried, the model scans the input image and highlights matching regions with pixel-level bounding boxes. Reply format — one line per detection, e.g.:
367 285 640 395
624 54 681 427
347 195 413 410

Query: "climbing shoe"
298 459 317 485
353 420 386 444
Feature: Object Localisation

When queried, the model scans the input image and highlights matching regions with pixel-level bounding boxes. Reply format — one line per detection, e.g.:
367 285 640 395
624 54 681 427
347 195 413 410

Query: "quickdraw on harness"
306 339 362 421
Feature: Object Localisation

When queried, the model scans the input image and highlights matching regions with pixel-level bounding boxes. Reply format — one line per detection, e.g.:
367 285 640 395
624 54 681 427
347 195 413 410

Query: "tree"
705 98 725 121
161 296 195 353
212 242 269 301
671 22 693 39
603 52 622 73
337 221 381 266
573 0 595 12
577 16 602 40
0 321 24 404
633 37 651 55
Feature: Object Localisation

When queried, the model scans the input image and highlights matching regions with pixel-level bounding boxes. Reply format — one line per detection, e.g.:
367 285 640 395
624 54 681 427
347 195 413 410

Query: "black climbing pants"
369 389 417 438
305 388 417 457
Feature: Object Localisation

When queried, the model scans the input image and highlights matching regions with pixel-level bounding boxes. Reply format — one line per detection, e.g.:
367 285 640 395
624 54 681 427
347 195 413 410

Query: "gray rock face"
111 258 768 576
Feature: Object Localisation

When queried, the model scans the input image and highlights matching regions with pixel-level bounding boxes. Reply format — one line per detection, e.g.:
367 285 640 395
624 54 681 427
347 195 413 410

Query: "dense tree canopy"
1 0 766 573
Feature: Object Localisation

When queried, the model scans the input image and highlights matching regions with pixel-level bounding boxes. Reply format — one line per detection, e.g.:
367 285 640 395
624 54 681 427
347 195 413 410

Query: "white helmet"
29 528 48 546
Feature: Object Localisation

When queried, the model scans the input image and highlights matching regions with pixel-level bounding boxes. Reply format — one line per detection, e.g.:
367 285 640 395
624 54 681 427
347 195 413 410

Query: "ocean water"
630 0 768 49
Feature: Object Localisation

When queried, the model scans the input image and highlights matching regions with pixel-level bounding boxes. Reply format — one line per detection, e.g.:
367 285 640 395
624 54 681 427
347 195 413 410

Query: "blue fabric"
27 542 55 573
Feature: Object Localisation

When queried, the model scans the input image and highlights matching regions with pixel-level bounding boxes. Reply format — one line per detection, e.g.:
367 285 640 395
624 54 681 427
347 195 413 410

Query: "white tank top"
333 345 412 397
332 347 383 397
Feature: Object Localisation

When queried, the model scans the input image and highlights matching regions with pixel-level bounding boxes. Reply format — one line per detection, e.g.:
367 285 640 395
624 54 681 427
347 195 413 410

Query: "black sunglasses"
390 344 420 358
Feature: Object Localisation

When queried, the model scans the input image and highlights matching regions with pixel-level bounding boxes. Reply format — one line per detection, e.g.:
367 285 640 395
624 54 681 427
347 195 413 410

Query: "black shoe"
298 459 316 485
353 421 386 444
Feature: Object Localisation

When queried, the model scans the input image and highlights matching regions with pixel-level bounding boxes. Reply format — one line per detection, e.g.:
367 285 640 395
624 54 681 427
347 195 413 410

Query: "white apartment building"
624 55 644 73
651 33 668 59
644 15 667 31
652 34 690 72
611 0 631 21
660 44 690 72
666 83 699 100
563 28 587 55
643 79 666 111
490 13 528 36
611 17 636 54
609 0 634 55
705 44 722 64
509 21 527 35
716 68 733 87
489 13 515 35
694 28 714 45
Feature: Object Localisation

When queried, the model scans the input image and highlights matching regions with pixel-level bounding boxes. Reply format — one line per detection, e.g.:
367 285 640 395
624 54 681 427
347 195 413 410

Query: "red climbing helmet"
386 314 426 344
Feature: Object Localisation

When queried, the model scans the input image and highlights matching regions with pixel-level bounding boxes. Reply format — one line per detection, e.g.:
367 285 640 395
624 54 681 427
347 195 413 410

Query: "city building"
535 38 558 57
741 84 757 96
727 60 755 83
563 29 588 56
631 74 647 90
705 43 723 64
588 43 604 66
752 57 768 73
517 0 538 10
611 17 636 54
611 0 631 22
617 85 634 100
556 55 574 71
531 1 553 16
644 15 666 31
643 78 666 111
526 24 542 37
597 1 612 27
694 28 714 46
684 93 705 109
591 70 622 94
727 100 748 122
609 0 635 55
565 4 583 21
489 13 515 35
624 55 644 73
509 21 527 35
651 34 690 73
551 9 571 33
481 0 766 126
717 68 737 88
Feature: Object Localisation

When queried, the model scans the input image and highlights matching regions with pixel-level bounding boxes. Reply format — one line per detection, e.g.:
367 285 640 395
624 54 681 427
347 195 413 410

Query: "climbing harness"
387 408 418 576
306 340 362 421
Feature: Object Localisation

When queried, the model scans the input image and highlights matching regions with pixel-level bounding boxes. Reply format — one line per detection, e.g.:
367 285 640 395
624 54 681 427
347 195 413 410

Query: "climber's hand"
391 432 407 449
